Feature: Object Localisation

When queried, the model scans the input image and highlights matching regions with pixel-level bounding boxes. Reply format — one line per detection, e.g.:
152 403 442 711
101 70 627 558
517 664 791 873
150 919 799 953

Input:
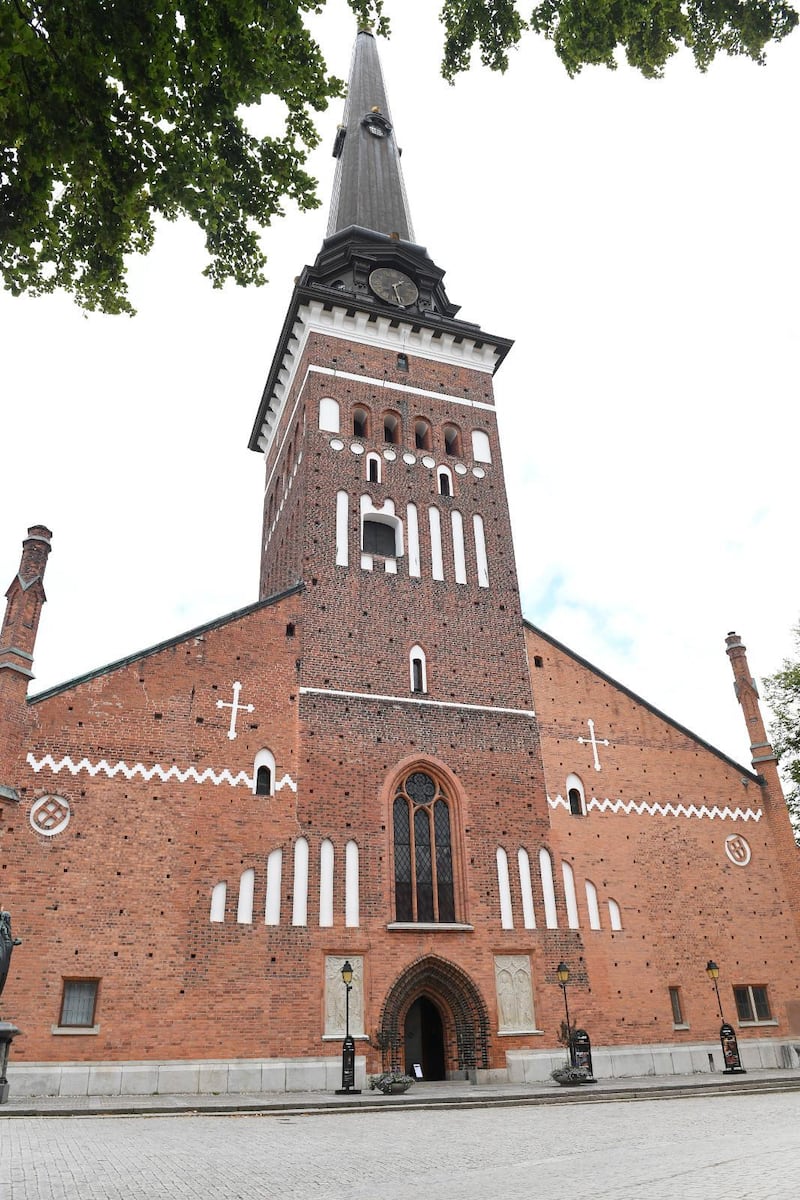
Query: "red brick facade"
2 30 798 1086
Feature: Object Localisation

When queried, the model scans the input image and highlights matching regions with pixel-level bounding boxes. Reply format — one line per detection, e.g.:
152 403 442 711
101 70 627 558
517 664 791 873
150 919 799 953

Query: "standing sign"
720 1023 746 1074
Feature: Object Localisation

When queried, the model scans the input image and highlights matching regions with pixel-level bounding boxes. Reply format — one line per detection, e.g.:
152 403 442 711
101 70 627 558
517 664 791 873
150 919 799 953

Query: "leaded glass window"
393 770 455 922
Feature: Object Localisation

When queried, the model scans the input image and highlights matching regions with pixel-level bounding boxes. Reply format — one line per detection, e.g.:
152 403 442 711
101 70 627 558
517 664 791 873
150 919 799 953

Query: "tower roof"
327 29 414 241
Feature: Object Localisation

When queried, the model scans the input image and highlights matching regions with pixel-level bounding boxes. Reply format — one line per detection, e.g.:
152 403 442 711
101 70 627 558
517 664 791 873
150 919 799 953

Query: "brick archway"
378 955 491 1074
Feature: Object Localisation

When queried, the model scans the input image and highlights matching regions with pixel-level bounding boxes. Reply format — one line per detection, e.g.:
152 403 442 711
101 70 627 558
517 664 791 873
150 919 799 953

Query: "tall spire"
327 29 414 241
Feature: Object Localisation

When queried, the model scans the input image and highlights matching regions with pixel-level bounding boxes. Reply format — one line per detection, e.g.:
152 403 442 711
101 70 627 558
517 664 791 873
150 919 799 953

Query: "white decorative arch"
437 464 453 497
539 847 558 929
345 840 360 928
210 881 226 923
473 514 489 587
407 503 420 577
265 848 282 926
518 848 536 929
562 861 580 929
451 510 467 584
472 429 492 463
319 397 340 433
428 507 444 580
319 839 334 927
336 490 349 566
292 837 309 926
496 847 513 929
585 879 601 930
608 897 623 931
237 868 255 924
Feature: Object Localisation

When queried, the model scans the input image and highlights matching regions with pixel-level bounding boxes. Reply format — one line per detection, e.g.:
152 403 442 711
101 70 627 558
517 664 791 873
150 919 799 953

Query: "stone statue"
0 909 22 1005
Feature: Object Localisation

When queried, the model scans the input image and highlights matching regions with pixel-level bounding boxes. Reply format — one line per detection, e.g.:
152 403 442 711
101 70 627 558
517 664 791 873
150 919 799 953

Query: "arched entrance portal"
379 955 490 1080
404 995 446 1079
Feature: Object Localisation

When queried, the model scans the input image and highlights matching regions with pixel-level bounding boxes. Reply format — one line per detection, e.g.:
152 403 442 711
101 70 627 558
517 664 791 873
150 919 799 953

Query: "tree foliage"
763 625 800 842
1 1 797 313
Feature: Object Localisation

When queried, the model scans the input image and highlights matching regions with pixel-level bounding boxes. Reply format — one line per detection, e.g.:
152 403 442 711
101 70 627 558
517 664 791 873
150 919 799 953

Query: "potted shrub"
369 1070 415 1095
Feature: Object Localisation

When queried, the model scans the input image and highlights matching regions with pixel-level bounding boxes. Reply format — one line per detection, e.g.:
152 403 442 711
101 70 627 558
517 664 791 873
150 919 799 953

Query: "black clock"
369 268 419 307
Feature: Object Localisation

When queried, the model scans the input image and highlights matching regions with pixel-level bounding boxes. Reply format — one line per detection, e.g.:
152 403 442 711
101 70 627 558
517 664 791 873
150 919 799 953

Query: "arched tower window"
353 406 370 438
253 749 276 796
393 770 455 923
409 644 427 693
366 452 381 483
443 423 463 457
415 418 432 450
383 411 402 445
566 773 585 816
319 397 340 433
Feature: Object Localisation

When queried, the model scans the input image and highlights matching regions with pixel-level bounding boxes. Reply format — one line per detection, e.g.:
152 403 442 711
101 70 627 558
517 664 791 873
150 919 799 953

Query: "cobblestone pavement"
3 1090 800 1199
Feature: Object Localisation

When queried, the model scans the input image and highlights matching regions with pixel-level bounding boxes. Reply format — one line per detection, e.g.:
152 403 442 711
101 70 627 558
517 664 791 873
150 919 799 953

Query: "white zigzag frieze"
27 752 298 794
548 792 762 822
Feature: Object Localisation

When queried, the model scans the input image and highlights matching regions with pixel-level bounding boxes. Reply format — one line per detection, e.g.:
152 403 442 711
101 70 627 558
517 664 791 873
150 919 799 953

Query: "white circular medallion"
350 442 365 455
329 438 344 451
30 795 71 837
383 449 397 461
454 463 468 475
403 452 416 465
472 467 486 479
421 455 435 469
724 833 751 867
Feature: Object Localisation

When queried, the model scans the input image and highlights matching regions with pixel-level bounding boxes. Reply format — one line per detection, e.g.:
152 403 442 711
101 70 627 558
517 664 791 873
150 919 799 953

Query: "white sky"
1 1 798 769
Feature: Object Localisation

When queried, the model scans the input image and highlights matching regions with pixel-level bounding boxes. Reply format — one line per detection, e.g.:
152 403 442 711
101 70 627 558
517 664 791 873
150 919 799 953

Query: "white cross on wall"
577 718 610 771
216 681 255 740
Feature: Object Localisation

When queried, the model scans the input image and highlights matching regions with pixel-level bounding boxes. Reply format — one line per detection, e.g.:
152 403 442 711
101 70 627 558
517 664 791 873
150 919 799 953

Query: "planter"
551 1067 591 1087
386 1081 410 1094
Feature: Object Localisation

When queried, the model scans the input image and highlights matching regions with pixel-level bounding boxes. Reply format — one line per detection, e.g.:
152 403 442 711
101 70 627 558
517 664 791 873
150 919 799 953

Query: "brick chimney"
0 525 52 684
724 631 776 772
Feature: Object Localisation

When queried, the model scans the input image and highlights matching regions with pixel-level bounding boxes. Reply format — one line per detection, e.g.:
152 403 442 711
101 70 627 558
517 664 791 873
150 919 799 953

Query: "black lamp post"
556 961 576 1067
706 959 745 1074
335 959 361 1095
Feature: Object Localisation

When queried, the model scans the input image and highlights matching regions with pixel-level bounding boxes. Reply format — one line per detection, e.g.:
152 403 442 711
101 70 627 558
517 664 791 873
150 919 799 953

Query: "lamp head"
556 961 570 985
706 960 720 981
341 960 353 987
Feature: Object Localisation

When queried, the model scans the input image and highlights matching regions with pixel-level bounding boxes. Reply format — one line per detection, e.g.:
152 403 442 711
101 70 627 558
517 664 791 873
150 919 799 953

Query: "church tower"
248 29 553 1072
249 30 533 713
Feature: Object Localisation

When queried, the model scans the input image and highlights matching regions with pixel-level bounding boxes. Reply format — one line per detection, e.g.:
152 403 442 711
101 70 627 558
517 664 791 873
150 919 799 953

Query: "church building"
1 30 798 1097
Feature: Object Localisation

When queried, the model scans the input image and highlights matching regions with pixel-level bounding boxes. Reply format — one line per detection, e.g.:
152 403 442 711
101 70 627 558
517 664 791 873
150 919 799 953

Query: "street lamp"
556 961 575 1066
705 958 745 1075
705 960 723 1020
335 959 361 1095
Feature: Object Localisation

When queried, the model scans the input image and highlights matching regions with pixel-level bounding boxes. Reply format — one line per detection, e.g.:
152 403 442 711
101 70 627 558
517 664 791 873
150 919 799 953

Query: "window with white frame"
410 644 427 693
566 773 585 816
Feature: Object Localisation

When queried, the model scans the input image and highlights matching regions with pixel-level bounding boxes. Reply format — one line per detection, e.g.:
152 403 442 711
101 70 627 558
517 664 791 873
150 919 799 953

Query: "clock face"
369 268 419 308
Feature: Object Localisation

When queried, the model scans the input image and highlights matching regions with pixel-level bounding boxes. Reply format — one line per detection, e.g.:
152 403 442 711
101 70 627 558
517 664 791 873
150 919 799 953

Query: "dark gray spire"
327 30 414 241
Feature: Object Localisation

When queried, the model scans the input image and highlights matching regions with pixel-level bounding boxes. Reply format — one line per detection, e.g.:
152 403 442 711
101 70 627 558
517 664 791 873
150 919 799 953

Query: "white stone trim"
27 752 298 793
548 791 763 822
254 308 501 454
299 686 534 718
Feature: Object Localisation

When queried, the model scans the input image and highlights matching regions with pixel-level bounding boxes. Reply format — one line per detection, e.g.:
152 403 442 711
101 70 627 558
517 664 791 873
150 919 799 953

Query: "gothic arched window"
393 770 455 923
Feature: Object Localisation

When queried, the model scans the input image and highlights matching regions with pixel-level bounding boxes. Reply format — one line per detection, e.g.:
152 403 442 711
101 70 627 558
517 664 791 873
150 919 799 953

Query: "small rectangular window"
669 987 684 1026
733 985 772 1023
60 979 99 1027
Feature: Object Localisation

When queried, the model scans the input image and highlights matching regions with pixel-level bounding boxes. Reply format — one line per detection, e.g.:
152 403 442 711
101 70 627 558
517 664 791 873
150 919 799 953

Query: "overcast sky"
1 1 797 771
